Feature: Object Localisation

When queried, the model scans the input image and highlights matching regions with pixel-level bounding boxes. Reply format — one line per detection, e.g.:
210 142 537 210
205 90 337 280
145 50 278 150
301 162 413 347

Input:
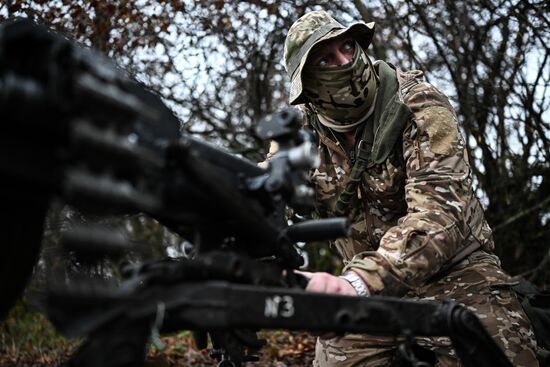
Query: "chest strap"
334 127 373 216
335 62 412 217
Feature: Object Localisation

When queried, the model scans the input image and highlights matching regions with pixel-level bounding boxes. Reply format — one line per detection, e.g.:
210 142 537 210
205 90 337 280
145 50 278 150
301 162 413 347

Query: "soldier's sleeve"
345 82 474 296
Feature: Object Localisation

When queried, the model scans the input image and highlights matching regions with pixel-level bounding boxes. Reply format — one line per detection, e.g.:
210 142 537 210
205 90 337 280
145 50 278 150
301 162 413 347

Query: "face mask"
302 44 377 132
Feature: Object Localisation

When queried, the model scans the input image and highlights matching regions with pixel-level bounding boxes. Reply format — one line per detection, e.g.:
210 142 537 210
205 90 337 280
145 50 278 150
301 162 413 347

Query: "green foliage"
304 241 342 274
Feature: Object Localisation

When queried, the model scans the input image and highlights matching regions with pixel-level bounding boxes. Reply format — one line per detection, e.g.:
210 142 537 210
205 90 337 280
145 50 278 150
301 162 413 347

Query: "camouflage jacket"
306 61 495 297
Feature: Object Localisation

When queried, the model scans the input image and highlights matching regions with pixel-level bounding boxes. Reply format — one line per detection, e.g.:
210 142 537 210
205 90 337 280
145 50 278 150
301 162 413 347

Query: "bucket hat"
283 10 375 105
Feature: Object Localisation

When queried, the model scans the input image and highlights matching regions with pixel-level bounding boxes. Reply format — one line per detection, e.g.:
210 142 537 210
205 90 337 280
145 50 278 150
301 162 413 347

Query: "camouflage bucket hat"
284 10 375 105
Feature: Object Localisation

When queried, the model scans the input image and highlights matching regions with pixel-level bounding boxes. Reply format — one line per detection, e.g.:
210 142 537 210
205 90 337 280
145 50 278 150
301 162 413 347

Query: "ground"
0 302 316 367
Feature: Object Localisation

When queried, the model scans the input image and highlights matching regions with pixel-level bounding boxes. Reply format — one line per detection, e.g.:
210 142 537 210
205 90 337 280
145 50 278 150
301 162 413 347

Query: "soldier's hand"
295 271 357 296
295 270 357 340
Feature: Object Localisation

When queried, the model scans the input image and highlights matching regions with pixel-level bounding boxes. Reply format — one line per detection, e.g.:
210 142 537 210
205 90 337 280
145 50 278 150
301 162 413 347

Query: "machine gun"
0 19 513 367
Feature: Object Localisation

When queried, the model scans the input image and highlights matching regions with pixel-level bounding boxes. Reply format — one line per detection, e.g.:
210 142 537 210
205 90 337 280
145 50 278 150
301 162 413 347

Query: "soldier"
282 10 539 366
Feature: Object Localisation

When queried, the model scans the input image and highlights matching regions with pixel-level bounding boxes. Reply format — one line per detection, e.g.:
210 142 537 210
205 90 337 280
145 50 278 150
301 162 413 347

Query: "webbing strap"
306 108 372 217
333 62 416 216
334 129 372 216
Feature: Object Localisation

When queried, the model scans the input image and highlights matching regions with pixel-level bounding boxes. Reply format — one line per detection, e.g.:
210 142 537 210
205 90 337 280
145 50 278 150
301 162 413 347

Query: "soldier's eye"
342 40 355 53
318 58 329 67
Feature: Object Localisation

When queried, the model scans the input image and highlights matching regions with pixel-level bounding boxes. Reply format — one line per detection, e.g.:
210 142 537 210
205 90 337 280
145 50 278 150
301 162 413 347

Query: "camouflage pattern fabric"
314 252 538 366
302 43 378 129
310 66 493 295
305 65 539 365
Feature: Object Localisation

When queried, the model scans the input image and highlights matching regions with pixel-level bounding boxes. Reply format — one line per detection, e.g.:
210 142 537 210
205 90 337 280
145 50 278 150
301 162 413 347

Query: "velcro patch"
422 106 458 156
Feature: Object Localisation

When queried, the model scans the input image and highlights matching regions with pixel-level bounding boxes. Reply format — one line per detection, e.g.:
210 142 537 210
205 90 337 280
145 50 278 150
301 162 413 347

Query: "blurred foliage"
304 241 343 274
0 300 78 364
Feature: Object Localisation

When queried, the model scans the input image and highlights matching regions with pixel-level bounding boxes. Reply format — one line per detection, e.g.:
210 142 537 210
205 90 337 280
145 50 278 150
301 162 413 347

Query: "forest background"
0 0 548 366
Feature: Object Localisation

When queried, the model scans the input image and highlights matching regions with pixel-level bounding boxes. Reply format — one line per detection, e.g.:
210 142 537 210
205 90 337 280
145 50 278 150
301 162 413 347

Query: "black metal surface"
285 217 350 242
45 280 512 367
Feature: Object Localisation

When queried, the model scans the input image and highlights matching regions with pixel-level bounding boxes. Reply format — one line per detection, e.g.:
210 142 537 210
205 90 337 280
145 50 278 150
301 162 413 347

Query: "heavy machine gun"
0 19 513 367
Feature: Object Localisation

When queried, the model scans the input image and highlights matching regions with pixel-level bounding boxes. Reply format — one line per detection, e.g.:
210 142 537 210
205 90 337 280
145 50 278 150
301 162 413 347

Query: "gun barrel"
285 218 350 242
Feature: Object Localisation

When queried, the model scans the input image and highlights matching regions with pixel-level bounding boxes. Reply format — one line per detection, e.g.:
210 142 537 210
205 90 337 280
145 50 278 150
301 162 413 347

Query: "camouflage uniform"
283 10 539 367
